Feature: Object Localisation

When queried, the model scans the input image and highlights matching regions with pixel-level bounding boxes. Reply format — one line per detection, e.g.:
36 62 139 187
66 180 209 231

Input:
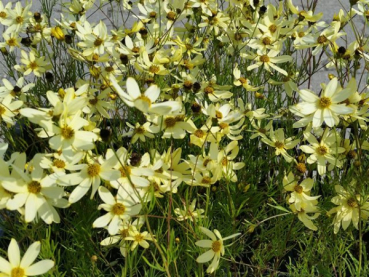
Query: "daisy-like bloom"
172 36 205 56
108 147 153 190
283 172 320 211
249 119 273 139
57 154 120 203
39 152 84 174
84 89 113 118
174 199 205 222
297 21 345 56
77 20 114 57
268 72 299 97
245 49 292 76
291 78 356 128
1 1 32 34
135 51 170 76
261 128 300 163
195 227 241 274
4 153 68 224
198 11 230 35
149 113 196 139
327 184 369 234
0 32 21 52
123 122 155 143
0 77 34 100
300 128 345 175
93 186 142 235
219 141 245 182
237 98 268 120
233 65 260 91
124 226 154 251
0 239 54 277
290 202 320 231
0 2 12 25
46 111 98 158
0 95 23 126
189 119 220 148
197 76 233 103
100 218 145 257
110 76 181 115
14 50 51 77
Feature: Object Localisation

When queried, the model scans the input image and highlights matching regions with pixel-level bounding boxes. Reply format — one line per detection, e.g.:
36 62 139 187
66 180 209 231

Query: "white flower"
57 154 120 203
0 239 54 277
196 227 241 274
110 76 181 115
93 186 142 235
174 199 205 222
4 154 68 224
292 78 355 128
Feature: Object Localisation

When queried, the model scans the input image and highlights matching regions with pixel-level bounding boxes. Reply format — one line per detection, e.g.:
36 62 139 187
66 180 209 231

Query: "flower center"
239 77 247 84
112 203 126 215
120 229 129 238
119 166 131 177
94 37 103 47
149 65 160 74
194 129 205 138
166 11 176 21
135 126 145 134
185 43 193 50
53 159 66 168
7 38 17 47
222 157 228 166
260 55 270 63
61 126 75 139
149 11 157 18
274 141 284 149
347 197 358 208
15 16 23 24
135 233 144 242
28 181 41 194
201 176 212 185
298 31 305 37
87 163 101 177
183 80 193 89
132 46 140 53
317 35 328 44
164 117 177 128
0 11 7 18
215 111 223 119
268 24 277 33
317 145 328 155
29 61 38 70
262 37 271 45
258 128 266 134
219 123 229 129
89 97 98 105
294 185 303 194
11 267 25 277
0 105 5 115
211 240 222 253
203 159 211 167
204 86 214 95
319 97 332 108
296 163 307 173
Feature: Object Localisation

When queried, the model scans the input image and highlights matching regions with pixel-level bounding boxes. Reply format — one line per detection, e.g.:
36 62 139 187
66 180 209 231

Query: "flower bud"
51 26 65 41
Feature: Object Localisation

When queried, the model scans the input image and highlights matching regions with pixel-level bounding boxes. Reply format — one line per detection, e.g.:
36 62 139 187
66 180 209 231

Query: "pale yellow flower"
0 239 54 277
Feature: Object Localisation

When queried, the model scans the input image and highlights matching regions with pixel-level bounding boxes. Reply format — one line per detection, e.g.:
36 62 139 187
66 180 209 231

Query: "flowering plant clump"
1 0 369 275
